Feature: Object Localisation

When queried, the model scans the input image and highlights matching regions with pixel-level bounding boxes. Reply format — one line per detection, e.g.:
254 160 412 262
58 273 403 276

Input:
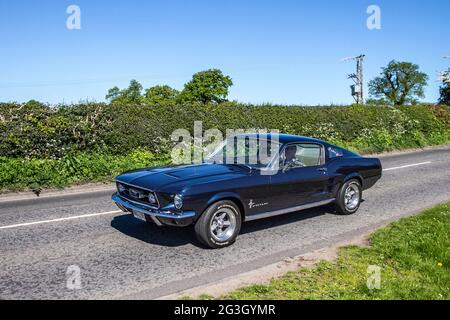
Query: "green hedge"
0 102 449 191
0 149 170 192
1 102 449 158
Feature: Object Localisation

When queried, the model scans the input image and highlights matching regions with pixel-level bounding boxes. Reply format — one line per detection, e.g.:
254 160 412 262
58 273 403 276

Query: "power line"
0 73 193 89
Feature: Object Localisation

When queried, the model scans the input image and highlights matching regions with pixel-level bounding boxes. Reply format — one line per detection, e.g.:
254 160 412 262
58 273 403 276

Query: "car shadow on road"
240 205 334 235
111 214 197 247
110 202 362 248
240 200 366 235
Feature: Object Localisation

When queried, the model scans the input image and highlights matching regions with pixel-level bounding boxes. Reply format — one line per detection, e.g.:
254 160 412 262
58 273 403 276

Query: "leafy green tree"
144 85 179 105
439 84 450 105
105 86 121 102
125 80 143 103
365 98 388 106
439 69 450 105
24 99 46 108
368 60 428 106
180 69 233 104
105 80 143 104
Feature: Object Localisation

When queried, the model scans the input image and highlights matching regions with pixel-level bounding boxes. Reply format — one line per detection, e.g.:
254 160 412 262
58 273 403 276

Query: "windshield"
205 137 280 169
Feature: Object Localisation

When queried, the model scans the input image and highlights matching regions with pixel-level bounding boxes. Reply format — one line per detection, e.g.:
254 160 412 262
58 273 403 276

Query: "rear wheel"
195 200 242 249
335 179 362 215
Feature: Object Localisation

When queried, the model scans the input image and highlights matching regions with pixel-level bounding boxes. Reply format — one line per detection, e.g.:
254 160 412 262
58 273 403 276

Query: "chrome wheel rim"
210 208 237 242
344 183 360 210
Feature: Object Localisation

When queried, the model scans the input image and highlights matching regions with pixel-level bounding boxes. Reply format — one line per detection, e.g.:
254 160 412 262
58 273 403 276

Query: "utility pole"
342 54 366 104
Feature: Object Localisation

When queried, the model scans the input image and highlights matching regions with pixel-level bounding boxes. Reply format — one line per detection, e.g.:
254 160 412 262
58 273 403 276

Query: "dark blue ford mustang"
112 134 382 248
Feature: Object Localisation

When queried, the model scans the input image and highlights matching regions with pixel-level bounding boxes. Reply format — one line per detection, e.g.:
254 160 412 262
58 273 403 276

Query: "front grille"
116 182 159 208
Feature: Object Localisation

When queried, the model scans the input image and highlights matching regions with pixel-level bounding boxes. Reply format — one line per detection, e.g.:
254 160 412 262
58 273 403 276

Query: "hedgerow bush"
0 101 449 191
0 149 170 191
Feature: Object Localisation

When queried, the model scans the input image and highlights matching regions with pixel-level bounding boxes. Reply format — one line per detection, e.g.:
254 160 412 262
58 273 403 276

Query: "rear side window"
328 146 343 159
297 144 322 166
282 144 322 168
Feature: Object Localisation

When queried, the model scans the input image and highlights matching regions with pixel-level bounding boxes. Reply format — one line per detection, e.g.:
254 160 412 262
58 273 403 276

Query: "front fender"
205 192 247 217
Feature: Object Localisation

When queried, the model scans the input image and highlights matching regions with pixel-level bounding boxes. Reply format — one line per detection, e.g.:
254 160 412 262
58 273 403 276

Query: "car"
112 134 382 248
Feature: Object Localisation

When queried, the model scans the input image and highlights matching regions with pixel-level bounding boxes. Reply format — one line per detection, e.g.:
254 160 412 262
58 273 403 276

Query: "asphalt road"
1 147 449 299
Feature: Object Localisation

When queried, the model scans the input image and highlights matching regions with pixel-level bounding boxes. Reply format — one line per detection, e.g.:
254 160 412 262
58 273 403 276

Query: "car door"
267 143 331 211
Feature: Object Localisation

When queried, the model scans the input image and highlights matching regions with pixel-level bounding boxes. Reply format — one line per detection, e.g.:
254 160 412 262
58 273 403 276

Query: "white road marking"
0 210 122 230
383 161 432 172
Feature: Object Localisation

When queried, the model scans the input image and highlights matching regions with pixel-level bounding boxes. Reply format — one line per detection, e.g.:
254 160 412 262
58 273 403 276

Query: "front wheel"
195 200 242 249
335 179 362 215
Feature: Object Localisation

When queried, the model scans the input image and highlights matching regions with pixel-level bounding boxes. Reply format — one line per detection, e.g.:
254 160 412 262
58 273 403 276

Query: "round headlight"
148 193 157 204
117 183 126 193
174 194 183 209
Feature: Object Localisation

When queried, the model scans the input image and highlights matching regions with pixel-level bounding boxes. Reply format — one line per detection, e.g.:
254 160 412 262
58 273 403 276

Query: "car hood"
116 163 248 193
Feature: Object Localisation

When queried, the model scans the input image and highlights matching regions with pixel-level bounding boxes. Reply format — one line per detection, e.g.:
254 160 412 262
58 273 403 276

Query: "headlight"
148 193 157 204
174 194 183 209
117 183 126 193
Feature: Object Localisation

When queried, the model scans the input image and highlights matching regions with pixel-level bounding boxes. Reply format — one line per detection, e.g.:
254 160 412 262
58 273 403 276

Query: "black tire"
335 179 362 215
195 200 242 249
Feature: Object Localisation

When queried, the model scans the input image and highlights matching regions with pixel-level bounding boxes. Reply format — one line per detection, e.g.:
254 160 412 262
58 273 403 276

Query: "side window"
283 144 322 169
328 146 343 159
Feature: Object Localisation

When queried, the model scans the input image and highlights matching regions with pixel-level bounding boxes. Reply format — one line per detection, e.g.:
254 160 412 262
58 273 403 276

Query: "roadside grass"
204 203 450 300
0 149 170 193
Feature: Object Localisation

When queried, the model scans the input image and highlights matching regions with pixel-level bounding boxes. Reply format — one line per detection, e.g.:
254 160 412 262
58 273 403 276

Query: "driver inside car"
283 145 305 170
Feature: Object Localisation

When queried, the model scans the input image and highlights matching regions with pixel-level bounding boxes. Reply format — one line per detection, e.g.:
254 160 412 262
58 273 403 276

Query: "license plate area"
133 211 147 222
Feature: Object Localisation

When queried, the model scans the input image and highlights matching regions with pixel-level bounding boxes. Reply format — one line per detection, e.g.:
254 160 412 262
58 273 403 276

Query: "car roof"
232 133 326 145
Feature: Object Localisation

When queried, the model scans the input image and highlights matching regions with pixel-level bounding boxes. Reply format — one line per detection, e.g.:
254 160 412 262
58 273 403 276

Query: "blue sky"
0 0 449 105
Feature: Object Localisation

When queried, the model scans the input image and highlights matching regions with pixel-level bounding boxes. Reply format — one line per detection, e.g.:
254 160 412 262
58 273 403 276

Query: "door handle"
317 167 328 174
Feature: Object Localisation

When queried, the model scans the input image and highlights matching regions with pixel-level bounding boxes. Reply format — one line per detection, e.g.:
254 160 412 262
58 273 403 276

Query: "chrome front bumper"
112 193 196 226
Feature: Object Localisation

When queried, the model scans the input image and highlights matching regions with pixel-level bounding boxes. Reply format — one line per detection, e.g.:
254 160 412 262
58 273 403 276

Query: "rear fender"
343 172 364 188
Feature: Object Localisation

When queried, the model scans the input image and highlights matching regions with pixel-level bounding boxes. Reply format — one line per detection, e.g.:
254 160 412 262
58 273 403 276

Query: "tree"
365 98 389 106
125 80 144 103
439 85 450 105
105 80 143 104
180 69 233 104
368 60 428 106
438 69 450 105
105 86 121 102
144 85 179 105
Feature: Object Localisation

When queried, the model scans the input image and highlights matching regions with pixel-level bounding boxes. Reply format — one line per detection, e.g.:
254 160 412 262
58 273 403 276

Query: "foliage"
106 79 144 104
144 85 179 106
0 102 112 158
440 69 450 85
0 149 170 191
178 69 233 104
1 102 449 159
368 60 429 106
105 69 233 105
218 203 450 300
439 69 450 105
440 84 450 105
1 102 449 191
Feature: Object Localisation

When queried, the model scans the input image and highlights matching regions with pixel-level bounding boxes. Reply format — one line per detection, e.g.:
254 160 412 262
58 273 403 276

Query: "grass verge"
202 203 450 300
